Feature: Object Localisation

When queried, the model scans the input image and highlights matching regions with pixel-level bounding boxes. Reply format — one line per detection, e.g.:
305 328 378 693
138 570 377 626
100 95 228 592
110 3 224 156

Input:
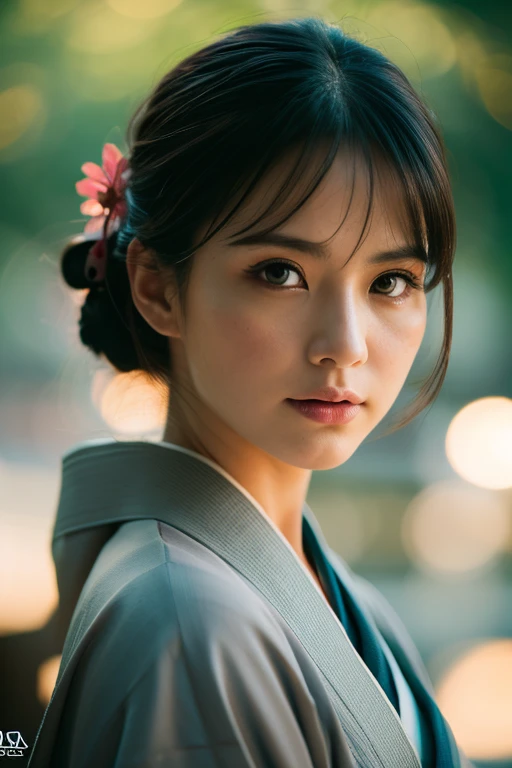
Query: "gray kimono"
27 439 474 767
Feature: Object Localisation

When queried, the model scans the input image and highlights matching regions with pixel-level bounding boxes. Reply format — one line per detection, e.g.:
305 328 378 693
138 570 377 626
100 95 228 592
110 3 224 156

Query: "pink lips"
286 398 362 425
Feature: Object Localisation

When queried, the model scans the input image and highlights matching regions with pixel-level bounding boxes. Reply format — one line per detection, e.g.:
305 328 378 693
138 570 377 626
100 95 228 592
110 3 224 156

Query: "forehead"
212 141 416 252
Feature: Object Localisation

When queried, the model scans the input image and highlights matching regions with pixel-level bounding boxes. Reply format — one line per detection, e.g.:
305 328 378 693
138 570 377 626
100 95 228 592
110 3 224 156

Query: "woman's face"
161 147 428 470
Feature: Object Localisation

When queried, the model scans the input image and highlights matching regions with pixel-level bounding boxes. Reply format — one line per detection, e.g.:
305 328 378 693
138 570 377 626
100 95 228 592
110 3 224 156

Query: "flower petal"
84 215 106 234
80 199 105 216
113 158 130 193
76 178 107 198
81 162 108 185
102 143 123 182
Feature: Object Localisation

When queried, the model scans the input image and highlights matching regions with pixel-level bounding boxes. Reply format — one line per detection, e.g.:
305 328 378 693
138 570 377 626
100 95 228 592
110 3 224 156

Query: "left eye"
373 272 414 298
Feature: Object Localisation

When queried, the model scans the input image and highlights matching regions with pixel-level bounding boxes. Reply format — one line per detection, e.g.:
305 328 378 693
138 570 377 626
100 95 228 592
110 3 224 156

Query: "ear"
125 237 183 339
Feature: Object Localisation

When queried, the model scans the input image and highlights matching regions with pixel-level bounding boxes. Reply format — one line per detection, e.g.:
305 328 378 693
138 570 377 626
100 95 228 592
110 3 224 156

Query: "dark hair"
61 15 456 439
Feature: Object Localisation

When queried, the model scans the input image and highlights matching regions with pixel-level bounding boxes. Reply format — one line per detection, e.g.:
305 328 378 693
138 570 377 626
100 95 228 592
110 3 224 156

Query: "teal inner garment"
302 514 461 768
302 514 401 715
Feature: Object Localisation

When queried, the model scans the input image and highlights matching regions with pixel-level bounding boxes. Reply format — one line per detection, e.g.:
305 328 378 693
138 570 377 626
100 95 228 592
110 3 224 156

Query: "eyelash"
244 258 425 303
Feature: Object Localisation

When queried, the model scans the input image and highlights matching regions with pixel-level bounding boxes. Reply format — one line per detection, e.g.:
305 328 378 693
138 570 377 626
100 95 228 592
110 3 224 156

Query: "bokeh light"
95 369 168 434
474 53 512 132
0 84 45 153
37 655 61 707
446 397 512 490
0 464 58 634
365 1 457 80
65 1 158 54
436 639 512 761
401 479 510 574
454 27 488 87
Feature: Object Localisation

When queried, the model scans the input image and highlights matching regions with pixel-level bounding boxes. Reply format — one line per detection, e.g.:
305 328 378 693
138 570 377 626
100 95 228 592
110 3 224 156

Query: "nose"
309 288 369 368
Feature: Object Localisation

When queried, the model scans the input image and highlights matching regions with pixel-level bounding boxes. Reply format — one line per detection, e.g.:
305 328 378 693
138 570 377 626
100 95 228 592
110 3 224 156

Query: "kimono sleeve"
102 597 350 768
40 557 355 768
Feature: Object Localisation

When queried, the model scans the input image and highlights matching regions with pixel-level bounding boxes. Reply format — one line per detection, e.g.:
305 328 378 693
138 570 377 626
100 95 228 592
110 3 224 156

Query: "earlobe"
126 238 182 339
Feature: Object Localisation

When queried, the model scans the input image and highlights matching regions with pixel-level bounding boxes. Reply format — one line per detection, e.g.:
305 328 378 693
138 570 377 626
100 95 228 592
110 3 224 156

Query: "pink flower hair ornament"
75 142 131 285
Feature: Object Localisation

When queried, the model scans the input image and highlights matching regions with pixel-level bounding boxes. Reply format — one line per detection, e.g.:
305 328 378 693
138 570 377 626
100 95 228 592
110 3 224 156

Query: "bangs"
186 123 450 297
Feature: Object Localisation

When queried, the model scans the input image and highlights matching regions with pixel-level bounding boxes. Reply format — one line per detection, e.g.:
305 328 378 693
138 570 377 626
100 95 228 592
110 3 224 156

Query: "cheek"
186 290 292 402
371 302 427 376
402 298 428 349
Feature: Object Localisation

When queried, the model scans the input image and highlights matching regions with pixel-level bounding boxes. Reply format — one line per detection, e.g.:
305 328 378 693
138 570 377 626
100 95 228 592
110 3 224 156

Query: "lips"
286 398 362 425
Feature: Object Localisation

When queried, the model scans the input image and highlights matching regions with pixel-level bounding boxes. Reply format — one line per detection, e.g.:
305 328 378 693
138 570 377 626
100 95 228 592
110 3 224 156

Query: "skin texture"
126 144 427 580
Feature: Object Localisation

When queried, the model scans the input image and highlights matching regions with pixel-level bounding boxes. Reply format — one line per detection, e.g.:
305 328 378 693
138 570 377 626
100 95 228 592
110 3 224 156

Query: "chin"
286 438 361 471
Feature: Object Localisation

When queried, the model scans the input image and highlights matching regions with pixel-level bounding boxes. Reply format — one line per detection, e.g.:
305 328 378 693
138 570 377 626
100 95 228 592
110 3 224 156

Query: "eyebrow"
226 231 428 265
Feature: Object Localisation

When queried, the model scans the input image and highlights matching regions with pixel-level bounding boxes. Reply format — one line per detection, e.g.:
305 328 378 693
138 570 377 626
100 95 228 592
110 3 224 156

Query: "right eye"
244 259 306 290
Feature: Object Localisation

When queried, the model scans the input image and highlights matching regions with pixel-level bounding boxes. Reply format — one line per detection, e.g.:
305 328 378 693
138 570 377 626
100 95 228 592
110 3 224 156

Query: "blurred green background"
0 0 511 764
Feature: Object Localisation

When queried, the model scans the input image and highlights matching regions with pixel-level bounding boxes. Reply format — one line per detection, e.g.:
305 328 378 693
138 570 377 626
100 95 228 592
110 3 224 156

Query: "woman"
28 16 473 768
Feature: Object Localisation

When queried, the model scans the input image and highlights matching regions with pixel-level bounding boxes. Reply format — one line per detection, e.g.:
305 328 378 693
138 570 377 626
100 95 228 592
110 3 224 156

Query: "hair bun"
60 227 153 372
